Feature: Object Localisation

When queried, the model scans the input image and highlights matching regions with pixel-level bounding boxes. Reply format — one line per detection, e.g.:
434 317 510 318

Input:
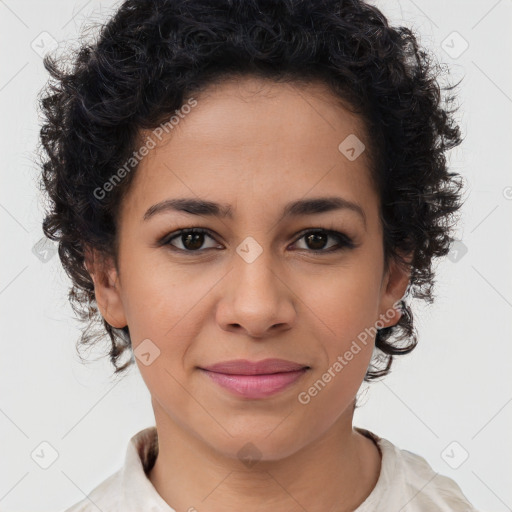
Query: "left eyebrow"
142 196 367 229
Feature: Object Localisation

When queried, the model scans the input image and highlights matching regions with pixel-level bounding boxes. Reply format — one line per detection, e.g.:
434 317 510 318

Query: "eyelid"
160 227 221 249
290 227 356 249
160 226 357 254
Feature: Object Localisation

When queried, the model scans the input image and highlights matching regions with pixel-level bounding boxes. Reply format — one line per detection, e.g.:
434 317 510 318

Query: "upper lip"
201 358 309 375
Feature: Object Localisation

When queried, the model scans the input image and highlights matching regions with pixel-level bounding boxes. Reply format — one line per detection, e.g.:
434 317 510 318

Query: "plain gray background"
1 0 511 511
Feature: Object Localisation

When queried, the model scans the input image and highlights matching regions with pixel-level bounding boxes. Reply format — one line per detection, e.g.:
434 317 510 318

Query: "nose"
216 248 297 339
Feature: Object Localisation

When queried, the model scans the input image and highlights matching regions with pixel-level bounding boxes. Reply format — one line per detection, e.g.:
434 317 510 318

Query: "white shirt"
63 426 479 512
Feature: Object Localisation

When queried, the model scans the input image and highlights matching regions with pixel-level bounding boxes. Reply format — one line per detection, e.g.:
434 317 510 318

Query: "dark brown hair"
37 0 465 380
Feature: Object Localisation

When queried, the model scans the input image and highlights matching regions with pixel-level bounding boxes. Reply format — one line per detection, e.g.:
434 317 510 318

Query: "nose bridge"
216 233 296 337
233 235 280 298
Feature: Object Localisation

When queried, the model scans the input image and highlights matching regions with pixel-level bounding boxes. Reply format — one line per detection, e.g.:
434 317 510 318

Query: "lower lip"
200 368 308 399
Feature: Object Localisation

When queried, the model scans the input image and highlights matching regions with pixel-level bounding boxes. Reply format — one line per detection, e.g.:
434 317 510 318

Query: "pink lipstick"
200 358 310 399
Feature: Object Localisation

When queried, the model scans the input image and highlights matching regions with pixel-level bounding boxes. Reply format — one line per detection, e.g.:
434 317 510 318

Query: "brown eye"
165 228 220 252
161 227 355 255
181 232 206 250
292 229 355 252
305 232 329 250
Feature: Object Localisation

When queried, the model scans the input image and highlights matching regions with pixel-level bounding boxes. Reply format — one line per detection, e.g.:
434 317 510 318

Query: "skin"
86 76 411 512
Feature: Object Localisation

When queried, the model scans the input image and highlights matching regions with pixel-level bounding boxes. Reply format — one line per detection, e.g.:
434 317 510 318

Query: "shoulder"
60 426 170 512
396 443 478 511
355 427 480 512
61 470 123 512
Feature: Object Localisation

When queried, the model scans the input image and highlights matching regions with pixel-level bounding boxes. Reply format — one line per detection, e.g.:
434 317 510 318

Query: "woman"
37 0 477 510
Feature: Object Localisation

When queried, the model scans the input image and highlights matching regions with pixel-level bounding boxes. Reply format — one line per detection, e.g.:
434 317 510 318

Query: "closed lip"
200 358 310 375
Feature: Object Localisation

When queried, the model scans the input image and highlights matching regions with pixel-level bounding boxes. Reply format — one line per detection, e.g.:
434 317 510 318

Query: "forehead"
121 75 377 224
166 76 367 153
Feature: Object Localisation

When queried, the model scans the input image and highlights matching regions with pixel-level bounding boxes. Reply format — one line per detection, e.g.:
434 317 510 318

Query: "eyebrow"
143 196 367 228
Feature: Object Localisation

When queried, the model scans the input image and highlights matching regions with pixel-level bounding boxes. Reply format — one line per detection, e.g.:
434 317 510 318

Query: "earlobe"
84 246 127 329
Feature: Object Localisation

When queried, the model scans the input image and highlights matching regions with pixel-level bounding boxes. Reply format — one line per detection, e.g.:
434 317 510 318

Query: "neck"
148 402 381 512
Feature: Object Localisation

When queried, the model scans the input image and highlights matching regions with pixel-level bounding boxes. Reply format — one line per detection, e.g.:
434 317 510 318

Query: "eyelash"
159 227 356 255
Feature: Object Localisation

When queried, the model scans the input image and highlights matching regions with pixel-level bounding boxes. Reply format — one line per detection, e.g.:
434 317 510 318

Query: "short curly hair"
37 0 465 380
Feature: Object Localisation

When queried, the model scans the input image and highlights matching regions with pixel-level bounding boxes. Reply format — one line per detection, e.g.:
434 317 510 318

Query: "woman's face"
90 76 409 460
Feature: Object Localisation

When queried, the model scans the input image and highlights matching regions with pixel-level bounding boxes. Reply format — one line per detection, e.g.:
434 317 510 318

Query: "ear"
377 252 412 329
84 246 127 329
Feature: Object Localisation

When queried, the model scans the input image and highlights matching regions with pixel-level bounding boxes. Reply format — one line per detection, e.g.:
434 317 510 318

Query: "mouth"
199 358 310 399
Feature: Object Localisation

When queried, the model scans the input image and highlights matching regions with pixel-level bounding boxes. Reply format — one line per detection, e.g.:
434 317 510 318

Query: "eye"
291 229 356 253
163 228 221 252
160 227 356 254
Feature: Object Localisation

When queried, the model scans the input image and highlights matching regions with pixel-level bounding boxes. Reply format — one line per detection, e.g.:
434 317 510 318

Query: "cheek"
296 272 379 422
311 284 376 390
122 265 206 420
297 258 382 344
119 253 209 342
294 255 382 393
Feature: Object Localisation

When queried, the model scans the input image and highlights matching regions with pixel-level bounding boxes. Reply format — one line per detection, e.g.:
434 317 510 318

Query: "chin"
202 421 312 463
